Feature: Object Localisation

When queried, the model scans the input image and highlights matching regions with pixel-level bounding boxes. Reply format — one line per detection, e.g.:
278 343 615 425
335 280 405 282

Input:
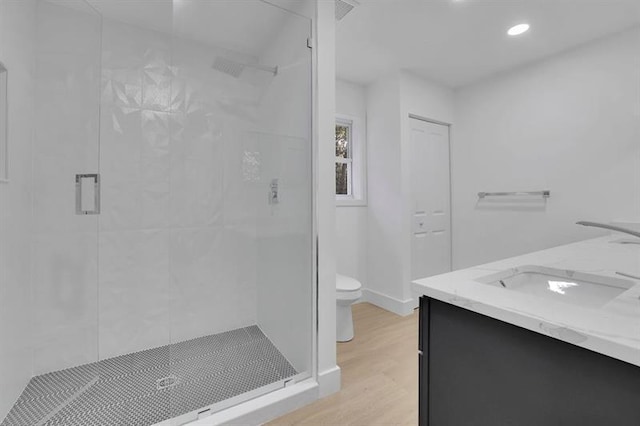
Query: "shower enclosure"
0 0 314 424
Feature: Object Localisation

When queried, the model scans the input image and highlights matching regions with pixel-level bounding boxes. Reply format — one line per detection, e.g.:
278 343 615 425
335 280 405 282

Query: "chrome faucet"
576 221 640 240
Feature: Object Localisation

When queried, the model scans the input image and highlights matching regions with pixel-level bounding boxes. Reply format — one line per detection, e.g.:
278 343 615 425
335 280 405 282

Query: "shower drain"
156 375 179 390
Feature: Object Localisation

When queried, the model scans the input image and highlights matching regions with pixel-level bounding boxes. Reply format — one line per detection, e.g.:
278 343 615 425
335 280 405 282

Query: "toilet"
336 274 363 342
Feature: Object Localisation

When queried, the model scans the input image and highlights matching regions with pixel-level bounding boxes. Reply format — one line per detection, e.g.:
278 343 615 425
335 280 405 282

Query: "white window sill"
336 198 367 207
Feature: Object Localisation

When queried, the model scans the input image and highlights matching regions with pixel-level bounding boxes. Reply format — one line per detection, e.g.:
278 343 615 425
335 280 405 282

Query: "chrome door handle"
75 173 100 215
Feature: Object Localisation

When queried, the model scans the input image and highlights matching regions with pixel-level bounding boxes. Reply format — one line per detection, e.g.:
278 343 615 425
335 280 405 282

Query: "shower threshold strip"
1 325 297 426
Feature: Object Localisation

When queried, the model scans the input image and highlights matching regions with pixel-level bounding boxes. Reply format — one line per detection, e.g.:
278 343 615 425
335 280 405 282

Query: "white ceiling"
337 0 640 88
81 0 306 57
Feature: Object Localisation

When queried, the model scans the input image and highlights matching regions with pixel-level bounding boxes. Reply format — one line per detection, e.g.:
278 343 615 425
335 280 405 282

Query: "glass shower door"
97 0 175 422
3 0 314 423
167 0 314 421
31 0 102 383
0 1 107 424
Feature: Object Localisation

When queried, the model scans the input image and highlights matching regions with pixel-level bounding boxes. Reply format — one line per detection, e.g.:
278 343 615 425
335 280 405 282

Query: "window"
335 120 352 196
335 115 366 206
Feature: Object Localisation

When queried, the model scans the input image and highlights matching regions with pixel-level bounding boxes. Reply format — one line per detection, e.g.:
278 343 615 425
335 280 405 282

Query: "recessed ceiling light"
508 24 530 36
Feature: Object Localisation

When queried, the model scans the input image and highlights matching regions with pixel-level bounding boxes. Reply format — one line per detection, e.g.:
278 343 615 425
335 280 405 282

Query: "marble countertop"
412 236 640 367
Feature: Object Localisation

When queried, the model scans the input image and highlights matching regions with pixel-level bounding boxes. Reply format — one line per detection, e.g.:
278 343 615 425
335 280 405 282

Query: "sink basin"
476 265 634 308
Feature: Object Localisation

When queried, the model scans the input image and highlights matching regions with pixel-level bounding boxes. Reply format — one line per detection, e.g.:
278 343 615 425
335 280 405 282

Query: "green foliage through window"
335 123 352 196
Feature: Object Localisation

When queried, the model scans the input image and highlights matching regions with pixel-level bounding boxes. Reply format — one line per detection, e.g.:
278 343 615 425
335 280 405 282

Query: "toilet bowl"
336 274 362 342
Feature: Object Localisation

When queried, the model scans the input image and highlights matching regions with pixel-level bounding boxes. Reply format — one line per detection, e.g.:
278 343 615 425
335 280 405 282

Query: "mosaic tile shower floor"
1 326 297 426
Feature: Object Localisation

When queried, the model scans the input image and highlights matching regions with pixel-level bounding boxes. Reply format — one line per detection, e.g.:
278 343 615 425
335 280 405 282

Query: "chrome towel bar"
478 190 550 199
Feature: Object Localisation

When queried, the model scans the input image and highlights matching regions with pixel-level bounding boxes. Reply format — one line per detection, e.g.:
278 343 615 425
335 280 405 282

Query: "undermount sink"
476 265 634 308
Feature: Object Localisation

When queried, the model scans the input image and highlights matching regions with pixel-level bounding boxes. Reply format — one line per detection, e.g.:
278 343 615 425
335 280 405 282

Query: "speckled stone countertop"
412 236 640 367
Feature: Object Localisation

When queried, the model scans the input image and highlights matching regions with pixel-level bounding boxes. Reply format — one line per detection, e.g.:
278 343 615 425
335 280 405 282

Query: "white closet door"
410 118 451 280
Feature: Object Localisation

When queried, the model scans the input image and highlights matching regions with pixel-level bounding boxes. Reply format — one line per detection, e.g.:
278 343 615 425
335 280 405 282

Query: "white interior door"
410 118 451 280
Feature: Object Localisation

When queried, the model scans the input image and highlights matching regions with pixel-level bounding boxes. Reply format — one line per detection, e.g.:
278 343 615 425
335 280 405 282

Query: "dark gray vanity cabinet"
418 297 640 426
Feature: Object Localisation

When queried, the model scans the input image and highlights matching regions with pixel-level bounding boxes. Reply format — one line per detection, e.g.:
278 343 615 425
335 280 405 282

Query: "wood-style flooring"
268 303 418 426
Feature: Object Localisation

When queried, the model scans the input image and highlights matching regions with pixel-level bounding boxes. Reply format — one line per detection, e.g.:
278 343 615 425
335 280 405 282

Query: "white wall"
316 0 340 397
357 32 640 313
365 72 454 315
335 79 368 285
0 0 36 418
452 28 640 269
365 74 405 311
399 71 455 125
399 72 454 304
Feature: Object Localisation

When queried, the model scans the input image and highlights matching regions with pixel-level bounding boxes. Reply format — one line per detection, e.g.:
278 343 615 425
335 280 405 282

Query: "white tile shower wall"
99 21 173 359
98 19 260 360
31 1 102 376
0 0 36 418
451 28 640 269
29 1 314 378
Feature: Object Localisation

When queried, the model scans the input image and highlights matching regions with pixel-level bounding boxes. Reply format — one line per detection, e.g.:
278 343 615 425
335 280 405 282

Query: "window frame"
335 119 353 198
335 114 367 207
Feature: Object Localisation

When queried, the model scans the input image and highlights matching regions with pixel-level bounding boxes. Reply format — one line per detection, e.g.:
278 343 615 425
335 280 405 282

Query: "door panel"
410 118 451 280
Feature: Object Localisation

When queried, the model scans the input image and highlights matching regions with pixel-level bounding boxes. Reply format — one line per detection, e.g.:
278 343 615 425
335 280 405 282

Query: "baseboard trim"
317 365 341 398
362 288 417 316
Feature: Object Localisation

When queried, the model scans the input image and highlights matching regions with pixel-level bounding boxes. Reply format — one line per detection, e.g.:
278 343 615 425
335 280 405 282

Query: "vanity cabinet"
418 296 640 426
